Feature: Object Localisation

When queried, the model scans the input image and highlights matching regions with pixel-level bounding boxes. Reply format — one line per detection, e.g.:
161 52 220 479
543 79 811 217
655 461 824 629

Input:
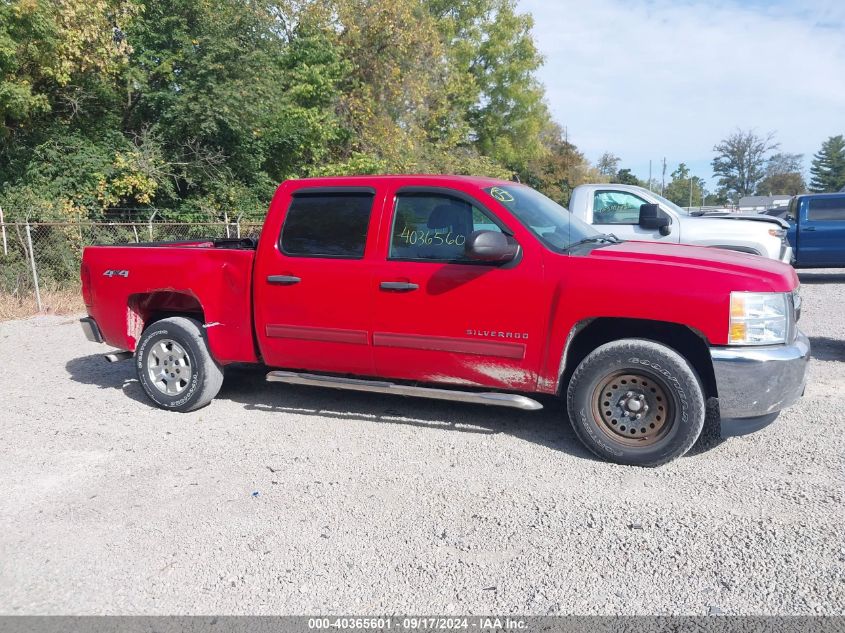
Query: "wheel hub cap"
592 372 673 446
147 339 192 396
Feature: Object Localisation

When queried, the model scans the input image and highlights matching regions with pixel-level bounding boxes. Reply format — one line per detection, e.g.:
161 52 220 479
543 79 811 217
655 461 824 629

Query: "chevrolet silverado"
80 176 810 466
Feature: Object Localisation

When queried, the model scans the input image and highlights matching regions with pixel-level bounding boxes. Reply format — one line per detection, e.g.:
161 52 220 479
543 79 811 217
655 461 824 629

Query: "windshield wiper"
565 233 621 251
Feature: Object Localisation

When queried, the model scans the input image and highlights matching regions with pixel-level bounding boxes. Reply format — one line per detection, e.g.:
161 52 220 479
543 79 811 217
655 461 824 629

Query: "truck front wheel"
135 316 224 412
566 338 705 466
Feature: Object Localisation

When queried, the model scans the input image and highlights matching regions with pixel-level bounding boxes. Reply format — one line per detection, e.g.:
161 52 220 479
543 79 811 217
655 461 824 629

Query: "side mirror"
465 230 519 263
639 203 672 236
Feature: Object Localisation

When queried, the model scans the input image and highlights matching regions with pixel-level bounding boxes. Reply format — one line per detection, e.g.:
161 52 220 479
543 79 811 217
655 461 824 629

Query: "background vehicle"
569 184 792 262
79 176 809 467
784 192 845 268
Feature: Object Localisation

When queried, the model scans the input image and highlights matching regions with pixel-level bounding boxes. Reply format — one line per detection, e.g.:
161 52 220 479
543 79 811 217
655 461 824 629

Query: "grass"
0 288 86 321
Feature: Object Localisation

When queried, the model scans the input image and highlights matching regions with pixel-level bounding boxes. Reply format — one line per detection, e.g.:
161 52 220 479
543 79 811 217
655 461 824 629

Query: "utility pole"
661 157 667 195
648 160 652 191
689 178 693 209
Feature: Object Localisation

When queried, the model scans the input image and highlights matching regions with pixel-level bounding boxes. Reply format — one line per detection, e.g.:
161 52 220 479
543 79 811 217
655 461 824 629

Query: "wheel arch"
560 317 717 399
128 291 206 345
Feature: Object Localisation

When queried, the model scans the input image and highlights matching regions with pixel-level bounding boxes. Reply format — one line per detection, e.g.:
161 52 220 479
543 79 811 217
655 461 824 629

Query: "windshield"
483 185 600 252
649 190 689 215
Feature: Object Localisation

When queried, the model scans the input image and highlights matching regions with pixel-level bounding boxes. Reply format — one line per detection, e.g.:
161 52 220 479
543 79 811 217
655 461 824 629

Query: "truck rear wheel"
135 316 223 412
566 338 705 467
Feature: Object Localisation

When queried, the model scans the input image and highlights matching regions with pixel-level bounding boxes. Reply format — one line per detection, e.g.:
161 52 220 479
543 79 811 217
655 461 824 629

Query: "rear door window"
280 192 374 258
807 196 845 222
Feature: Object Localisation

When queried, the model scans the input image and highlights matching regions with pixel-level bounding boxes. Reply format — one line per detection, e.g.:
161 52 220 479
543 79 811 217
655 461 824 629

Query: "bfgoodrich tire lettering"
566 338 705 467
135 316 224 412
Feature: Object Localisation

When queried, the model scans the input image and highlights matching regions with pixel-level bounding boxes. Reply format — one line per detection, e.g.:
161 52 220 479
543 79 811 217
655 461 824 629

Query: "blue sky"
518 0 845 188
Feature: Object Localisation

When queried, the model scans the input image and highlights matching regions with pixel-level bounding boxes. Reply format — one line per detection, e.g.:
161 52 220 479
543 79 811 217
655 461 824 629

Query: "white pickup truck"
568 184 793 263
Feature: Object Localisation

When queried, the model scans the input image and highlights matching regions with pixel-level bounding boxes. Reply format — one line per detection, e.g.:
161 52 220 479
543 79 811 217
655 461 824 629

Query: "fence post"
25 222 43 313
148 211 158 242
224 211 231 239
132 224 140 243
236 213 243 239
0 205 7 256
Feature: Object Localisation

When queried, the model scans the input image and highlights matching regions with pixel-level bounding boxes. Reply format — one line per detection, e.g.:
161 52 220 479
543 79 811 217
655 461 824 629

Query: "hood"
688 212 789 229
585 240 797 291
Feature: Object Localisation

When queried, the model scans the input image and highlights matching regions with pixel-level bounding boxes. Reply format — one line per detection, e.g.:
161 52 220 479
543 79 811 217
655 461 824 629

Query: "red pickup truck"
80 175 809 466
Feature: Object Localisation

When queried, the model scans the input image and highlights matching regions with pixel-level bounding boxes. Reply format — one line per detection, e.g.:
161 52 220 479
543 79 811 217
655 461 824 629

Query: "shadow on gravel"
218 365 598 461
65 353 148 405
809 336 845 361
65 356 726 463
797 272 845 284
220 366 725 462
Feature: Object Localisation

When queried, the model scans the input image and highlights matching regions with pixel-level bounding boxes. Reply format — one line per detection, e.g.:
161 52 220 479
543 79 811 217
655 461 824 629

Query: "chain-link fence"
0 218 263 319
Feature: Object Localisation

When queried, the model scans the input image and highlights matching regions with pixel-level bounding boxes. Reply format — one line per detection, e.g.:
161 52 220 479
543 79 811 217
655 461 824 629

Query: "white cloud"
520 0 845 183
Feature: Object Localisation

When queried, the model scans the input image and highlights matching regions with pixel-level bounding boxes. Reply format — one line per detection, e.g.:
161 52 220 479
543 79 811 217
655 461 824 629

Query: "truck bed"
81 238 259 364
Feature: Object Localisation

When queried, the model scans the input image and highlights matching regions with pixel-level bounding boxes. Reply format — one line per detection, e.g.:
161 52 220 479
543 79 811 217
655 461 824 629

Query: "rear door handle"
267 275 301 285
803 226 816 232
380 281 419 292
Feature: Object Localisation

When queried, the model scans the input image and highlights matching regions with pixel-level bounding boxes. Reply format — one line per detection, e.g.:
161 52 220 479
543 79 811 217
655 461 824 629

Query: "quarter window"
280 192 373 258
389 194 503 262
807 196 845 222
593 191 648 224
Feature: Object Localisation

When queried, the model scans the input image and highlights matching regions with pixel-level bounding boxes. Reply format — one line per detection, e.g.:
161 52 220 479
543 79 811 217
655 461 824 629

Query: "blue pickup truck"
784 192 845 268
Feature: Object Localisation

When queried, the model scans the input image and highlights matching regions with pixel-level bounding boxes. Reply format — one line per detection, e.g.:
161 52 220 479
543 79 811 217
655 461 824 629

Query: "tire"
135 316 224 412
566 338 705 467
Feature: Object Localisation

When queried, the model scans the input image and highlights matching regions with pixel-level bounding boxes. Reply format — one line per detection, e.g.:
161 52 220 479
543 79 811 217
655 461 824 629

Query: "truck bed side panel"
83 246 257 364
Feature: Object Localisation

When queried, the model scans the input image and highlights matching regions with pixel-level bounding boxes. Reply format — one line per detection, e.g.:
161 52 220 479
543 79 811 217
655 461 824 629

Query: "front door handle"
380 281 419 292
267 275 301 285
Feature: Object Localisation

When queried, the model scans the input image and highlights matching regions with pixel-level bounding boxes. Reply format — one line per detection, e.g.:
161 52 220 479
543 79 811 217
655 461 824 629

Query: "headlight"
729 292 789 345
768 227 786 238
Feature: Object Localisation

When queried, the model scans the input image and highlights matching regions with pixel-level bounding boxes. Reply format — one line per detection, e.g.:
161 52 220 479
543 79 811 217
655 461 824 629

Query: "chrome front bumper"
711 330 809 422
780 244 794 265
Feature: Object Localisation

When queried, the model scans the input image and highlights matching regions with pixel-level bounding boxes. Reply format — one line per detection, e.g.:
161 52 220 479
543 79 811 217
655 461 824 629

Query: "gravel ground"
0 270 843 616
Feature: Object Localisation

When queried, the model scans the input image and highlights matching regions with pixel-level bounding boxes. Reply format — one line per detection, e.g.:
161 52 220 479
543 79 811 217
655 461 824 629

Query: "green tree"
123 0 321 212
596 152 620 178
664 163 706 208
1 0 140 218
809 135 845 192
522 121 601 204
429 0 549 173
1 0 136 135
703 191 727 206
612 168 641 186
0 0 593 221
302 0 509 177
712 129 778 201
755 153 806 196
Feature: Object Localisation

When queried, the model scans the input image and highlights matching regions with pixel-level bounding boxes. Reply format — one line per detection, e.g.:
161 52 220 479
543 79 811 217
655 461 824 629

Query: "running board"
104 350 133 363
265 371 543 411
